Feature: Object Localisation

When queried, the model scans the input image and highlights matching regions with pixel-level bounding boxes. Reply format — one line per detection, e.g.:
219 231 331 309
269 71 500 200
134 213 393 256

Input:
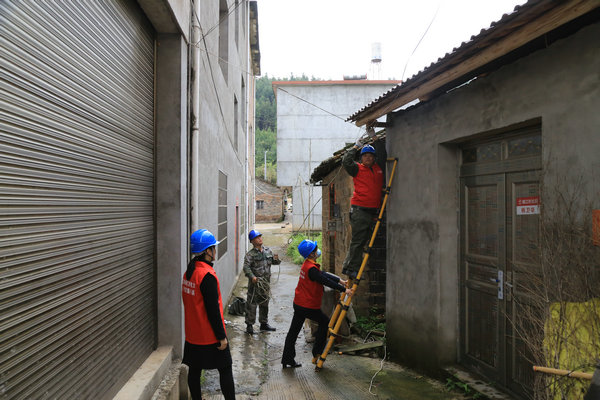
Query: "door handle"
497 270 504 300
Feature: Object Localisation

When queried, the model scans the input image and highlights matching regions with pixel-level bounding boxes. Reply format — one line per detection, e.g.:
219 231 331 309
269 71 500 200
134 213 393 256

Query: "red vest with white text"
182 261 225 345
351 163 383 208
294 259 323 309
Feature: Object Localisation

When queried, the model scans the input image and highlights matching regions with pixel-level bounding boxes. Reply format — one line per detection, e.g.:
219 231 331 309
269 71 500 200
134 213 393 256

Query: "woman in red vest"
182 229 235 400
281 240 353 368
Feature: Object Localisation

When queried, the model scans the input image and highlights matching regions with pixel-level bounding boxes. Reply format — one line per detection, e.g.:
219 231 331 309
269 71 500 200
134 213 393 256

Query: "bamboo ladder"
315 157 398 370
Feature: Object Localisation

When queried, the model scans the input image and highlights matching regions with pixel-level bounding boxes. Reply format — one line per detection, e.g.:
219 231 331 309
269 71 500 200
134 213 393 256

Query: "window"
241 76 246 132
234 0 239 49
234 95 238 151
241 184 246 235
218 171 228 258
219 0 229 82
256 200 264 210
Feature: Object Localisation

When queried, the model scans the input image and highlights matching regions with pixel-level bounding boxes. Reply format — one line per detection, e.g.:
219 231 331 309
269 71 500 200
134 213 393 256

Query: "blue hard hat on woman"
360 145 375 155
248 229 262 241
298 239 318 259
190 229 220 253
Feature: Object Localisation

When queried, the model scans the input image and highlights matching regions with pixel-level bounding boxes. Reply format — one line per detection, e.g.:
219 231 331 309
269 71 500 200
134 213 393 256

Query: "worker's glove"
366 126 376 137
354 136 366 148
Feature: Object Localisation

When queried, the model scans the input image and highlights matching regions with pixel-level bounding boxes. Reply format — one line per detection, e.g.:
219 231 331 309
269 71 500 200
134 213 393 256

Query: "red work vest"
351 163 383 208
294 259 323 309
182 261 226 345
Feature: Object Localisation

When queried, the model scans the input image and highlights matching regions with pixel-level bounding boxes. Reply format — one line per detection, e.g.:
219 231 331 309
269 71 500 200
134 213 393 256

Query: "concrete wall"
275 82 399 229
385 22 600 372
191 0 251 302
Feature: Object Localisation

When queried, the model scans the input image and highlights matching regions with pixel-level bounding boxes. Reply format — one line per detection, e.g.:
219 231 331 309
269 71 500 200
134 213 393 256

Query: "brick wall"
255 179 284 222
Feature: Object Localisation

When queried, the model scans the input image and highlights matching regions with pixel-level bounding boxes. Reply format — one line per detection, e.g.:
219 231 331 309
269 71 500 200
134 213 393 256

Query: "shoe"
282 360 302 368
260 324 276 332
246 324 254 334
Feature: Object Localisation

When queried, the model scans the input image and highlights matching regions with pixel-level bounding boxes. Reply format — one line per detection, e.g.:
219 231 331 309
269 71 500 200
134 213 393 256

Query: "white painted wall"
275 82 399 229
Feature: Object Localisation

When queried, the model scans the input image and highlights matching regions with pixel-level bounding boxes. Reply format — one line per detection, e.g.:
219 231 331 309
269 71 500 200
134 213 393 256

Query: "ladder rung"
328 328 341 337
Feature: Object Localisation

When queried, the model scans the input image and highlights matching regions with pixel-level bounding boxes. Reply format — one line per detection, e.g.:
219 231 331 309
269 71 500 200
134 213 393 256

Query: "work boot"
246 324 254 334
260 323 276 332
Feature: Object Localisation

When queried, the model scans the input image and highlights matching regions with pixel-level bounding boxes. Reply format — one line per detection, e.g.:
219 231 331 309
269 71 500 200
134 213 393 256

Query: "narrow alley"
200 220 468 400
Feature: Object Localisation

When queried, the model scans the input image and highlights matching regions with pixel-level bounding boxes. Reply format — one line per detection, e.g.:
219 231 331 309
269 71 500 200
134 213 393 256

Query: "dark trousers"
188 365 236 400
281 303 329 363
342 206 377 277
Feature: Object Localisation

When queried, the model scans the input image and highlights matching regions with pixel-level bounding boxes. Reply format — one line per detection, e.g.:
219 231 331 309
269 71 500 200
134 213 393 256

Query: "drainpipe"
190 0 201 228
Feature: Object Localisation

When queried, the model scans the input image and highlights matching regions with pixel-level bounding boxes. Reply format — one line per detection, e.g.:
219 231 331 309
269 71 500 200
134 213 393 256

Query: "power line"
192 0 245 45
276 87 349 122
401 0 442 81
192 8 243 165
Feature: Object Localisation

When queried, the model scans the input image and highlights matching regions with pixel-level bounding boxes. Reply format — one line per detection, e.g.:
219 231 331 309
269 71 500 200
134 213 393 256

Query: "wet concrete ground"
201 219 467 400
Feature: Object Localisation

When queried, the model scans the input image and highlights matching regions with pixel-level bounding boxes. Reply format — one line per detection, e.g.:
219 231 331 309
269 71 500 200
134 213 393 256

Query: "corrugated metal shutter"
0 1 155 399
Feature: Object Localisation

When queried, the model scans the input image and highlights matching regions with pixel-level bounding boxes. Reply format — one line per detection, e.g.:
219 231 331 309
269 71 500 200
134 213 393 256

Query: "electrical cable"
193 0 245 44
367 330 387 395
277 87 350 123
191 8 242 165
401 0 442 81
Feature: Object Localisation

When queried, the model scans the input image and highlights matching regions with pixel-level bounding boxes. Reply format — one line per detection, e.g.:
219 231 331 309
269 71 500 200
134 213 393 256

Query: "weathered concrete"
156 32 188 360
385 20 600 376
114 346 174 400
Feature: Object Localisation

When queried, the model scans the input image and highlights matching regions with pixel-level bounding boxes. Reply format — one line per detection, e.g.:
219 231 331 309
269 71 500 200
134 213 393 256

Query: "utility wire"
277 87 349 122
193 0 245 44
191 8 243 165
401 1 442 81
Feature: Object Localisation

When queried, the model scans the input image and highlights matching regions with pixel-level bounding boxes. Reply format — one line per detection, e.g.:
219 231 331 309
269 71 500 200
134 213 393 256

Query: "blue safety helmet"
190 229 220 253
360 145 375 155
298 239 318 259
248 229 262 241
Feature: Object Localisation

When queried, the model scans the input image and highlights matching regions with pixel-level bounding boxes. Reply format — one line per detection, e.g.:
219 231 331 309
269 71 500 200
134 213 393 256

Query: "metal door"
459 129 542 397
0 1 155 399
460 173 506 382
506 170 540 395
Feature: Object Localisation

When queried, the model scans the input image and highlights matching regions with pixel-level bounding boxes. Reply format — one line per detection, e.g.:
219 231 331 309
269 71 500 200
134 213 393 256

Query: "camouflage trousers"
245 279 270 325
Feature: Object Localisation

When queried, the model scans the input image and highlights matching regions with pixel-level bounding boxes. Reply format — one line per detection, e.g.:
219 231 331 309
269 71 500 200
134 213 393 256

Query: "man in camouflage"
244 230 280 334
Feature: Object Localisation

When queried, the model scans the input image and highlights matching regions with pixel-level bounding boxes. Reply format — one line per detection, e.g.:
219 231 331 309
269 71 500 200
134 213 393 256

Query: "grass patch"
355 315 386 332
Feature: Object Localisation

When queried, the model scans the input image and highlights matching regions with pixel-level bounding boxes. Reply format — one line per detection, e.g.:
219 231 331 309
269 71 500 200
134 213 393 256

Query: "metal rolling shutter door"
0 1 155 399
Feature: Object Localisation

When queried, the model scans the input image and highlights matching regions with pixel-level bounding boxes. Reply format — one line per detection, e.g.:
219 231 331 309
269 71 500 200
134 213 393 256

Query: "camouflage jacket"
243 246 280 281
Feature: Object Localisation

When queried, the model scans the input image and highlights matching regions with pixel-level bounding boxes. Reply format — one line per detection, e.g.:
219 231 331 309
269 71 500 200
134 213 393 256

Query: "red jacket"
182 261 225 345
294 259 323 309
351 163 383 208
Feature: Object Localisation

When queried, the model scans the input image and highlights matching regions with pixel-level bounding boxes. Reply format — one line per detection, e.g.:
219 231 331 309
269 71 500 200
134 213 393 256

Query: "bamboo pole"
533 365 593 380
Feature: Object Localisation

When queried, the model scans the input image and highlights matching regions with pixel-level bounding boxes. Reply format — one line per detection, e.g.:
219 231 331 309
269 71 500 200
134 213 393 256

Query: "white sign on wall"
516 196 540 215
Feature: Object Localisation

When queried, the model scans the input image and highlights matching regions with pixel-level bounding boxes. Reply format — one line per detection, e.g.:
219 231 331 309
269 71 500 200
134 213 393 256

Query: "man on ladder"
316 134 397 370
341 137 387 279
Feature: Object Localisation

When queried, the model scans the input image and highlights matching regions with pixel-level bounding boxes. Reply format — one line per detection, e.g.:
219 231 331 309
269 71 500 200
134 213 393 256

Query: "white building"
273 80 400 230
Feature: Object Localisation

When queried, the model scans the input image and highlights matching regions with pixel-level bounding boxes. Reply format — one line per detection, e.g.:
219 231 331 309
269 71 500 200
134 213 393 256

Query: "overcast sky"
256 0 527 81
